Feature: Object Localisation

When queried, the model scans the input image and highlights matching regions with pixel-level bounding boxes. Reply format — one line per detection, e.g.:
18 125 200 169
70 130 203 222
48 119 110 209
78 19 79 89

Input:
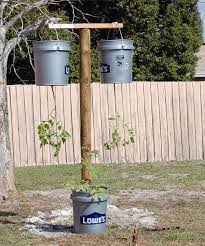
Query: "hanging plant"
37 114 70 157
104 114 135 150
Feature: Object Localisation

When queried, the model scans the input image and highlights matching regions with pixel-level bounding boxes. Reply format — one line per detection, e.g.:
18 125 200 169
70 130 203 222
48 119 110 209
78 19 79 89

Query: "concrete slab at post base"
97 39 134 84
71 190 108 234
33 40 71 86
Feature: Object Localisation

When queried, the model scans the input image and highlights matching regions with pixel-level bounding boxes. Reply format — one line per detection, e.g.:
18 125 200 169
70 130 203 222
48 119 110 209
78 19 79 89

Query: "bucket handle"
106 23 125 49
54 28 60 50
119 28 125 49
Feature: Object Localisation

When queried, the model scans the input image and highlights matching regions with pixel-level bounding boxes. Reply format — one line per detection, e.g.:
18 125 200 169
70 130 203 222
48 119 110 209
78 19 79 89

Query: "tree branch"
7 18 46 50
4 0 50 32
0 1 8 25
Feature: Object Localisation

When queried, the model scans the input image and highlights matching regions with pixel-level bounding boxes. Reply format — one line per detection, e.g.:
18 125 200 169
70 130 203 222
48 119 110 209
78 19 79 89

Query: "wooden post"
80 29 92 183
48 23 123 183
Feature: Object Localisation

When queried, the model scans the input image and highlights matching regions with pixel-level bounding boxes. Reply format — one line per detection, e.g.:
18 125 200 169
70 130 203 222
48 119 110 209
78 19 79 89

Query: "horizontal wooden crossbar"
48 22 123 29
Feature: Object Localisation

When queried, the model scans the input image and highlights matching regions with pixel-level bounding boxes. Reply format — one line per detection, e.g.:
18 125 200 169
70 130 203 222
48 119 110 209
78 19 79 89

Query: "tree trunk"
0 50 15 198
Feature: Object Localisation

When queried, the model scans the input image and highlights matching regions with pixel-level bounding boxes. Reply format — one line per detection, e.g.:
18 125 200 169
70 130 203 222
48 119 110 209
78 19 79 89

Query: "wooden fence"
6 82 205 167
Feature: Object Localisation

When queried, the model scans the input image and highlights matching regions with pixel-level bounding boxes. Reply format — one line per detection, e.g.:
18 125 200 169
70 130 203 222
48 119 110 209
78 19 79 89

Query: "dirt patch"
3 187 204 240
119 188 205 203
23 204 157 238
23 207 73 238
168 173 188 178
200 180 205 188
107 205 156 229
24 189 72 204
138 175 157 180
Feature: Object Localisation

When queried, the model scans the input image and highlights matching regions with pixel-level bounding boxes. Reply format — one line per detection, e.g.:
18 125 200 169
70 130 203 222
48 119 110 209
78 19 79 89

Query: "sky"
199 1 205 41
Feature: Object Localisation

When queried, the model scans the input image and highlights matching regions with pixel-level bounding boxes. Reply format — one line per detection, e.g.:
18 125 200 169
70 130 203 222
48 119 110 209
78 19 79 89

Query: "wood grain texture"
47 86 58 165
115 84 126 163
71 84 81 163
10 86 21 166
172 83 183 161
92 83 103 163
32 86 43 165
16 86 28 166
143 82 154 162
151 83 162 161
7 87 14 165
100 84 111 163
165 82 176 161
49 23 123 29
136 82 147 162
122 83 134 163
107 84 118 163
200 82 205 158
24 86 36 165
129 83 140 163
63 86 74 164
178 82 189 160
55 86 67 164
39 86 51 165
8 82 205 166
80 29 92 183
158 82 169 161
193 82 203 160
91 83 95 163
186 82 197 160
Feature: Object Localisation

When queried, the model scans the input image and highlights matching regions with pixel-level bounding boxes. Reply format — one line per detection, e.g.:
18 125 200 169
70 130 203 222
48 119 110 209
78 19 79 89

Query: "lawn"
0 161 204 245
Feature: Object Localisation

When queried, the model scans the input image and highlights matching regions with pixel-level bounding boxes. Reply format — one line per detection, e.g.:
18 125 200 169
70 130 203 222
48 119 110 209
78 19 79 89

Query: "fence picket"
193 82 203 160
7 87 14 164
55 86 67 164
158 82 169 161
10 86 21 166
143 82 154 162
201 82 205 158
71 84 81 163
178 82 189 160
100 84 111 163
172 82 183 161
24 86 36 165
63 86 75 164
136 82 147 162
7 82 205 166
129 83 140 163
115 84 126 163
165 82 176 161
92 83 104 163
122 83 133 163
32 86 43 165
186 82 197 160
39 86 51 165
107 85 118 163
16 86 28 166
151 83 162 161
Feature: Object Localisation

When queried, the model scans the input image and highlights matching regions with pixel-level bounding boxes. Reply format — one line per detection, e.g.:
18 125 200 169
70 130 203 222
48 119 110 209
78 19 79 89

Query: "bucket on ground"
71 189 108 234
33 40 71 86
97 39 134 84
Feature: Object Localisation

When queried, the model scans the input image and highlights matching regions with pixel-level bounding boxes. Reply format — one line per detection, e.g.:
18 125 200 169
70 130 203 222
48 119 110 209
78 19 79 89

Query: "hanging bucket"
33 40 71 86
97 39 134 84
71 189 108 234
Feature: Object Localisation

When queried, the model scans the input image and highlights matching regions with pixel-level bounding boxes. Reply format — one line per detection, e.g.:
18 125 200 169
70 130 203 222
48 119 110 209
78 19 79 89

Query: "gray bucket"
97 39 134 84
33 40 71 86
71 189 108 234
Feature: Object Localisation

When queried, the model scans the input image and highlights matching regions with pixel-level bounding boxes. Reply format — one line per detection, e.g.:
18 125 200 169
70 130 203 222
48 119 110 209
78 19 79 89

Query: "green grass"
14 160 205 192
3 160 204 246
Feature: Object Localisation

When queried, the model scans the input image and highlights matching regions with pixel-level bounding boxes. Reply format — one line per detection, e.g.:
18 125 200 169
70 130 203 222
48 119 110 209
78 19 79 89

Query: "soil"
1 187 205 245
